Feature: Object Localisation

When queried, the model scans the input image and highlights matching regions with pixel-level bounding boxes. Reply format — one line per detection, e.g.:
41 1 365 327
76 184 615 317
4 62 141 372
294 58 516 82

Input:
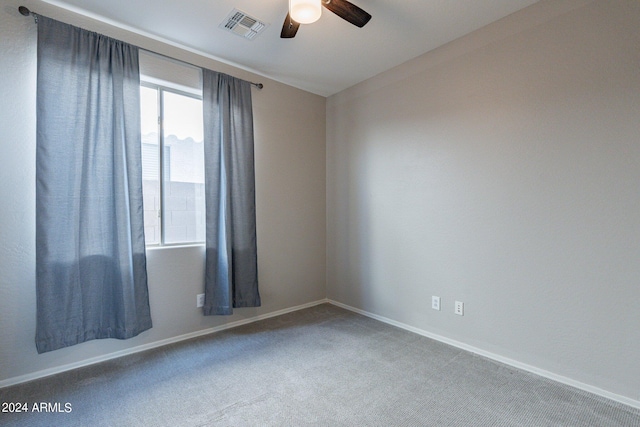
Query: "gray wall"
0 0 326 384
327 0 640 404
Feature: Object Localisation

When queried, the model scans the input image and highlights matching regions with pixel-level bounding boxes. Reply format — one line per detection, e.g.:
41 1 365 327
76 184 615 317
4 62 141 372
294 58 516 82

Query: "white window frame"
139 50 205 248
141 83 205 247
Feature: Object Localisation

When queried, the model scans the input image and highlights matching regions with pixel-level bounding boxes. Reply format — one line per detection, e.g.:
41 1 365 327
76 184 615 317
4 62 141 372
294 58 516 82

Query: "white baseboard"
0 299 329 389
327 299 640 411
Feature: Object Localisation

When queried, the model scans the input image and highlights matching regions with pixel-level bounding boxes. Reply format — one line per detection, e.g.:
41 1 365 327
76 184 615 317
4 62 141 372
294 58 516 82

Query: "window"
140 84 205 245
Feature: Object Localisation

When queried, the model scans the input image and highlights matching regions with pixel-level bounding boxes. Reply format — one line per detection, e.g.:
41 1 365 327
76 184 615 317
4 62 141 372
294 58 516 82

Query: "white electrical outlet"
197 293 205 308
431 296 441 311
454 301 464 316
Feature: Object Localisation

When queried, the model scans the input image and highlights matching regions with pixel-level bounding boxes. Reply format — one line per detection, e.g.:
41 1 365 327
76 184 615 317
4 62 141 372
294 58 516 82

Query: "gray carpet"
1 304 639 426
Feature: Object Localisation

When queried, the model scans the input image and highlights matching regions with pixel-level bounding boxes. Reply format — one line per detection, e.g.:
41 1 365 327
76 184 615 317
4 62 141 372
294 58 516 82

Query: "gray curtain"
36 17 152 353
202 70 260 315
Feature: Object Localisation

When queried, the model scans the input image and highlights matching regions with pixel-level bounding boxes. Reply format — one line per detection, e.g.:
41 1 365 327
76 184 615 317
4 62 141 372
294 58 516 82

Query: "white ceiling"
42 0 539 97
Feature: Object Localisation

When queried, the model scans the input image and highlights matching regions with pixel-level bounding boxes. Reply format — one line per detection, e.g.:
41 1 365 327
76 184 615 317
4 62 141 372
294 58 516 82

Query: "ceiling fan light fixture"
289 0 322 24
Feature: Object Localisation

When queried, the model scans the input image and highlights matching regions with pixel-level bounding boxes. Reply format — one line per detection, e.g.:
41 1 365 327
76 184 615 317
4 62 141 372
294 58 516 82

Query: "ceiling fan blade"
322 0 371 28
280 12 301 38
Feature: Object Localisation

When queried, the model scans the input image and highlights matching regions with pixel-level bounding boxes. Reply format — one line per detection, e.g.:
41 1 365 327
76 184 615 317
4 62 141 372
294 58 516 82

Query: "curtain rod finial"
19 5 37 23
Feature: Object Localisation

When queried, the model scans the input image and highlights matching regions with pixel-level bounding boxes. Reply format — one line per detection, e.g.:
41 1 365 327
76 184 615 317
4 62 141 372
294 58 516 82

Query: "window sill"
145 243 205 252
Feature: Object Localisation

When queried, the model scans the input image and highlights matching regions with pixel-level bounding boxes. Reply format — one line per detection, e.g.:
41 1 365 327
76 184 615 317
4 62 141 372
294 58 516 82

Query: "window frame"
140 81 205 248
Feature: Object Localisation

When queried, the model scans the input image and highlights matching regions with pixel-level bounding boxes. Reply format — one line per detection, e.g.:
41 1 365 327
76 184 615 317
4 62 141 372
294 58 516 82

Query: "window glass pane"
140 86 160 245
162 91 205 244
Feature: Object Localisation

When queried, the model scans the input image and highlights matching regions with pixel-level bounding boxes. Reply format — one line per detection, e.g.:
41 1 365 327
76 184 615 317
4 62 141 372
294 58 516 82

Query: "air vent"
220 9 268 40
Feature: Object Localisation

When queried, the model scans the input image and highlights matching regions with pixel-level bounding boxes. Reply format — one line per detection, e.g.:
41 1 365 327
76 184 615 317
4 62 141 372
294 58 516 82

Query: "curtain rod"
17 6 264 90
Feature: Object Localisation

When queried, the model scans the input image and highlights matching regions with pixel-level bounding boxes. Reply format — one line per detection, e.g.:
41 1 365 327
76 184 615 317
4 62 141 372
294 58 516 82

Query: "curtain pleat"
202 70 260 315
35 17 152 353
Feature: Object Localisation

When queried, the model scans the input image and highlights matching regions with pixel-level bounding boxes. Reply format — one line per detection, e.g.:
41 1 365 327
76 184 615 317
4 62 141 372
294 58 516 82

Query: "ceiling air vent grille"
220 9 268 40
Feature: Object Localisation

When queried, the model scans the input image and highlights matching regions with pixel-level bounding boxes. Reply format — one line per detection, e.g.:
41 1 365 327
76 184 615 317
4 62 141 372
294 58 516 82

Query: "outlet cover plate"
432 296 441 311
197 293 205 308
455 301 464 316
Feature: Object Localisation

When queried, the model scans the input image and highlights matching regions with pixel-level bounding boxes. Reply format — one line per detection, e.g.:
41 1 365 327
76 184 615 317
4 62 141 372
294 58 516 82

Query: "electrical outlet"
454 301 464 316
196 293 205 308
431 296 440 311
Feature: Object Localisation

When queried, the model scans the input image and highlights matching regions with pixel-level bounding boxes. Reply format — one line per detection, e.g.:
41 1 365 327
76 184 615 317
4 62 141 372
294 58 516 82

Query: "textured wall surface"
0 0 326 384
327 0 640 404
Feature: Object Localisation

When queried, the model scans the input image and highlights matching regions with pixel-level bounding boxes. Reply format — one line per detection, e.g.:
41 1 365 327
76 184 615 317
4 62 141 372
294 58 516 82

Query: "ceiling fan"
281 0 371 38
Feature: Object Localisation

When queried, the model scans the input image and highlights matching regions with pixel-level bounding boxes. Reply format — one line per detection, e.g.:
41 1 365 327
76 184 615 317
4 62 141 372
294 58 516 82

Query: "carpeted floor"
1 303 639 426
